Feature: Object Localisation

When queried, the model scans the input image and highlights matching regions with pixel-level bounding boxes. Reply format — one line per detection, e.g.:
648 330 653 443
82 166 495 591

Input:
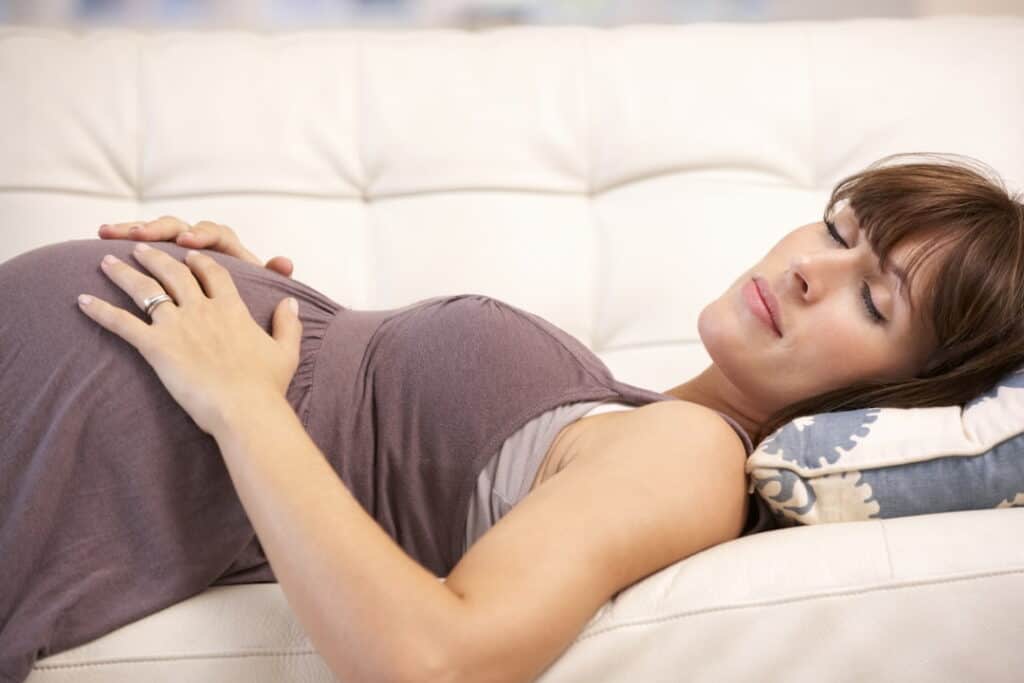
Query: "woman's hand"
77 243 302 437
98 216 294 278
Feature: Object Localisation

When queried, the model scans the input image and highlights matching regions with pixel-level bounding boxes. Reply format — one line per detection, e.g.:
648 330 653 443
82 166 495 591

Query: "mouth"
753 277 783 337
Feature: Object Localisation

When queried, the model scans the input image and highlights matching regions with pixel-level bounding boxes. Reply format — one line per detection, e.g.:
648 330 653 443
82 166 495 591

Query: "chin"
696 302 730 353
696 305 735 369
697 303 765 394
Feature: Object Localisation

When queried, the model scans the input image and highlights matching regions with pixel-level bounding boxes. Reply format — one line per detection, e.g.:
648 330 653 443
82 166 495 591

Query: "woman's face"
697 203 941 410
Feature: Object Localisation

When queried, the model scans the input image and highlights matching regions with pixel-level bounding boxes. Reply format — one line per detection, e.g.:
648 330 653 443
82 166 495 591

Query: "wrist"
212 389 294 439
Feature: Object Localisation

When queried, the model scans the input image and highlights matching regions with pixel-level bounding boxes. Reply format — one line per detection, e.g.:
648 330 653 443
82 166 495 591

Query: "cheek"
799 315 889 383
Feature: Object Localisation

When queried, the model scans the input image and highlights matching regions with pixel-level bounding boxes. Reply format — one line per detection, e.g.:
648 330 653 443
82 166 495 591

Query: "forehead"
840 202 951 268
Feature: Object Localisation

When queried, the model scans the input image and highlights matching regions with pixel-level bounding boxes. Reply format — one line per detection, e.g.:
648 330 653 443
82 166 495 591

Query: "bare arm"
210 391 464 683
442 400 750 683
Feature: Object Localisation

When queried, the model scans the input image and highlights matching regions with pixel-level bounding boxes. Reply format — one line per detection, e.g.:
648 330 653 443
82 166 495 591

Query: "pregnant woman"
3 152 1023 683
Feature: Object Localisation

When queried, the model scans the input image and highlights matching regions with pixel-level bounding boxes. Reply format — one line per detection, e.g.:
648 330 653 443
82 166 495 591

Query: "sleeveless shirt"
0 239 774 682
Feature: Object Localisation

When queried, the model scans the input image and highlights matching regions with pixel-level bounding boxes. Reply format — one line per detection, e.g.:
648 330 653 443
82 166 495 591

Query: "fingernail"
288 297 298 314
78 294 93 306
135 242 151 252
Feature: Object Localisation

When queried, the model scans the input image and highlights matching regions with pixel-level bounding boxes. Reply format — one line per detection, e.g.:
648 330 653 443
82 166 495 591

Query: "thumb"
272 297 302 359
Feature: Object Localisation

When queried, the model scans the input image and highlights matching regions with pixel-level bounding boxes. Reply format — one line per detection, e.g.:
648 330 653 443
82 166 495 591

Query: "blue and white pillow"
746 366 1024 527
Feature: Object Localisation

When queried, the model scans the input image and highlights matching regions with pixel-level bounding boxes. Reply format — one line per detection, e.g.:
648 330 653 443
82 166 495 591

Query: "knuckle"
134 333 157 354
146 276 170 295
148 249 187 273
153 216 186 231
173 256 194 273
103 304 124 327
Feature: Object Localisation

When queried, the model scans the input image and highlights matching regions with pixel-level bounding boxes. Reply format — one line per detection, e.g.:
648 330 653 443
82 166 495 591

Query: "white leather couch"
3 15 1024 682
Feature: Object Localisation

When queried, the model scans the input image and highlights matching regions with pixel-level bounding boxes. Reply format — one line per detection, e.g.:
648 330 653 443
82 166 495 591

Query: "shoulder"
442 400 753 682
629 399 748 462
566 399 748 479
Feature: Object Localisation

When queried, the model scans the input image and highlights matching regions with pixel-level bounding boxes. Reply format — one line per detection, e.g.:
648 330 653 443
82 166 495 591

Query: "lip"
742 279 777 336
753 277 783 337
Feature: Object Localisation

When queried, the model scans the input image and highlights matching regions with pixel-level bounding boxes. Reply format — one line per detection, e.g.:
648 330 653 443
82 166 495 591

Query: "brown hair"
755 152 1024 445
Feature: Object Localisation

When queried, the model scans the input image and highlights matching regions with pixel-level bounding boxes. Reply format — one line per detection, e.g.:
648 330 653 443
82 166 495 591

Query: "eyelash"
824 219 887 324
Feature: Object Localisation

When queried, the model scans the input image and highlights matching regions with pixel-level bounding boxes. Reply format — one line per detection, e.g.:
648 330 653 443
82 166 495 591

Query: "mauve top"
1 238 774 682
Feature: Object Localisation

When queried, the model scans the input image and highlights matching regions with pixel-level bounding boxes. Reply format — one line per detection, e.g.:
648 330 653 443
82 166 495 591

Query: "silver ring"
142 293 175 319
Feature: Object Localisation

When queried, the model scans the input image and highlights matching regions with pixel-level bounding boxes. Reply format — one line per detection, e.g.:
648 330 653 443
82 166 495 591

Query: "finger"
77 292 156 352
100 247 197 314
266 256 294 278
98 251 181 322
130 243 207 305
99 217 188 242
175 220 226 251
183 221 263 267
141 216 192 241
174 224 210 247
272 296 302 370
98 222 146 239
185 249 241 301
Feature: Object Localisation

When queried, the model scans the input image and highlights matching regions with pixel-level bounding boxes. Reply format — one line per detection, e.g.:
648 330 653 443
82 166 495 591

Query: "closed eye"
825 219 887 325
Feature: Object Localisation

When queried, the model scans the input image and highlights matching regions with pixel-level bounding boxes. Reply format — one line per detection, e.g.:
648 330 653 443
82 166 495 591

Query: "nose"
790 260 809 296
788 249 866 303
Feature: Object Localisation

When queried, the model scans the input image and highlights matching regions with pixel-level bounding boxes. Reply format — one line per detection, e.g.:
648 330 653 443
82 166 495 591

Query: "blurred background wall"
2 0 1022 31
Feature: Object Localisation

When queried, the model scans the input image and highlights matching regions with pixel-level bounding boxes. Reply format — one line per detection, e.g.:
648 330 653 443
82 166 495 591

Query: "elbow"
395 659 460 683
393 637 462 683
392 584 472 683
398 637 527 683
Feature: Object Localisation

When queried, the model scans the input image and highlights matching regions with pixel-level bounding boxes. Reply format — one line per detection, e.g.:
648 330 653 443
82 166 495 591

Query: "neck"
661 364 766 446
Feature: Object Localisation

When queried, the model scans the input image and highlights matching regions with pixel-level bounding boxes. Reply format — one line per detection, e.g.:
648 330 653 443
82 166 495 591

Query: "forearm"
212 392 466 682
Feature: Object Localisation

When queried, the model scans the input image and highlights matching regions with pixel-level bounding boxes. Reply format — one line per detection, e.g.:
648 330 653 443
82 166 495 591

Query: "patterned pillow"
746 366 1024 527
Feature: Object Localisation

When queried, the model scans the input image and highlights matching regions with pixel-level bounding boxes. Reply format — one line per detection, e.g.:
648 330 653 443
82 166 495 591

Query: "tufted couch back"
3 17 1021 398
